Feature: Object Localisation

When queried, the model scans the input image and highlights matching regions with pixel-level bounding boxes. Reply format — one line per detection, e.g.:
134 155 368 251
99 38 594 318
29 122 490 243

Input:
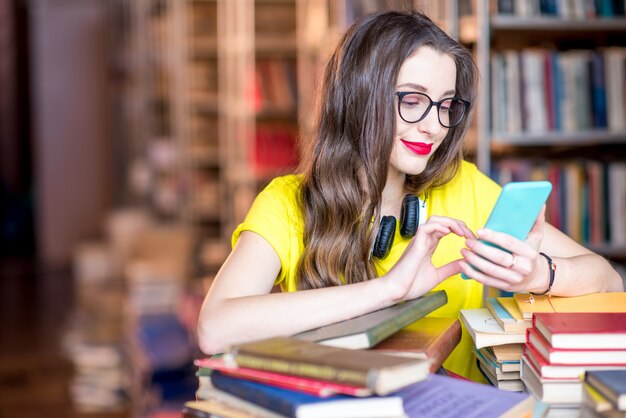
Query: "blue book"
396 374 534 418
539 0 557 15
210 371 404 418
585 370 626 411
590 51 607 129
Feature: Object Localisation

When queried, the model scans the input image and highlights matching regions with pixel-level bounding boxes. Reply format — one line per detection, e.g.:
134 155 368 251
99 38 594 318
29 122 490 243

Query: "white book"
604 47 626 133
521 48 548 133
521 357 583 405
491 53 506 134
504 50 522 133
460 308 527 349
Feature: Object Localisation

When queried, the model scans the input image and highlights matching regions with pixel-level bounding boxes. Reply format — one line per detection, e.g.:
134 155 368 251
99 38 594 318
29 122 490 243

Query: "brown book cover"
370 316 461 373
491 343 524 362
229 336 429 395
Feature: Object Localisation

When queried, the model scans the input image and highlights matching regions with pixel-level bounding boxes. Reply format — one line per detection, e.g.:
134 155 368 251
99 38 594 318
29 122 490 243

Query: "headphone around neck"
372 194 420 259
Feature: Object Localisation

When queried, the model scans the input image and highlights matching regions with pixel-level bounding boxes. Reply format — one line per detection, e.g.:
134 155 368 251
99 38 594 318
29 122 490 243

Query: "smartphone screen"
461 181 552 280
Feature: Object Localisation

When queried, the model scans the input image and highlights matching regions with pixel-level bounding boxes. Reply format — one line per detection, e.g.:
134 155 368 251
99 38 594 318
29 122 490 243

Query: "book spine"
234 354 368 387
211 371 297 418
367 290 447 345
197 357 372 397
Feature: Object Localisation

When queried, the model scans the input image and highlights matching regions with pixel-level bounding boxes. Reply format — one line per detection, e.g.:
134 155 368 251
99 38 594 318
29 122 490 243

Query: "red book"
527 327 626 366
524 337 626 380
533 312 626 349
195 357 373 398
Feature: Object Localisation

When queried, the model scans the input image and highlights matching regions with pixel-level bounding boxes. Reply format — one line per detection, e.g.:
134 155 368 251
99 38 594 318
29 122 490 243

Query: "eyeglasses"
395 92 470 128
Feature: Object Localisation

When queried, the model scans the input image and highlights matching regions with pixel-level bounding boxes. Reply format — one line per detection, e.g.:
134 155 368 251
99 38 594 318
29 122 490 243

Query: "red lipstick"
401 139 432 156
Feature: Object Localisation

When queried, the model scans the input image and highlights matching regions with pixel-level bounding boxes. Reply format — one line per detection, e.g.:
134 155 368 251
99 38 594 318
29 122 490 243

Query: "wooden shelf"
490 16 626 31
491 131 626 147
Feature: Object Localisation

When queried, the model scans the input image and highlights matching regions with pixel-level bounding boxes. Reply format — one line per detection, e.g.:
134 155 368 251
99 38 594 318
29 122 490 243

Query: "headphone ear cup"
400 194 420 238
372 216 396 259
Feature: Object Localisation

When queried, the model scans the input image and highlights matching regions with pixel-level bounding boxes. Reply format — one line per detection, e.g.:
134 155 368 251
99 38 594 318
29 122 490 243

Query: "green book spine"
366 290 448 345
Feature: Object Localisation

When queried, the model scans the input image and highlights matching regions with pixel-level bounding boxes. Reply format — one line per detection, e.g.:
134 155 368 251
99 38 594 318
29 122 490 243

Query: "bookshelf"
465 0 626 261
295 0 460 150
219 0 299 239
119 0 301 275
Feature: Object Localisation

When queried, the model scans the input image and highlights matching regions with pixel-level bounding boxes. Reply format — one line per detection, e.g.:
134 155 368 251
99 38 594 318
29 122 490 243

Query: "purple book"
395 374 535 418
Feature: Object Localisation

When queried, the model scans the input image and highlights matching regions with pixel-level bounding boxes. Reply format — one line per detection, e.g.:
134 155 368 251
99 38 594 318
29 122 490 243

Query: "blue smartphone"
461 181 553 279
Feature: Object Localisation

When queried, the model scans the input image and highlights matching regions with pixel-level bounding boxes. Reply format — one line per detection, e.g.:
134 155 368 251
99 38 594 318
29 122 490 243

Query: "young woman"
198 11 623 381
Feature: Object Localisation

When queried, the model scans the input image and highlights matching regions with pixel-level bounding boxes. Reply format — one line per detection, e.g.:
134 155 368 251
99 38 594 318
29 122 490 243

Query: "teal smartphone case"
461 181 553 280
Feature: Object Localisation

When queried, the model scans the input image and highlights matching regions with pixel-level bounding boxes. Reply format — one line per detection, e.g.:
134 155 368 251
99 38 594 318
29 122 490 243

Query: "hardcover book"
195 356 373 397
527 327 626 365
183 398 283 418
582 382 615 415
474 356 524 392
486 297 532 333
513 292 626 321
478 346 521 373
585 370 626 411
293 290 447 349
491 343 525 362
533 312 626 349
523 342 626 380
520 356 583 405
229 336 429 395
370 316 461 373
210 370 405 418
459 308 527 349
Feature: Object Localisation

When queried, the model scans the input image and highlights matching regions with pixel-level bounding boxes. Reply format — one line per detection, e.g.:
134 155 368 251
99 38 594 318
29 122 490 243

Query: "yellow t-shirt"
233 160 502 381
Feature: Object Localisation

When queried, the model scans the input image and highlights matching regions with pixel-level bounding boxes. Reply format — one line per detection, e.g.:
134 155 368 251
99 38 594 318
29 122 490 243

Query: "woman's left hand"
459 206 550 293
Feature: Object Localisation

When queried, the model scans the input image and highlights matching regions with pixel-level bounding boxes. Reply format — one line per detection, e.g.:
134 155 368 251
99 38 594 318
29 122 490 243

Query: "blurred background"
1 0 625 417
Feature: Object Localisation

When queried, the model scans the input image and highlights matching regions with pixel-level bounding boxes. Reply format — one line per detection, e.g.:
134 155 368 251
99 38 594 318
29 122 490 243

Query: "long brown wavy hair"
296 11 478 290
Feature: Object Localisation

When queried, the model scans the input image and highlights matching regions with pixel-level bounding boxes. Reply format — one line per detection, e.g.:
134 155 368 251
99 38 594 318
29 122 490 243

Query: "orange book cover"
513 292 626 321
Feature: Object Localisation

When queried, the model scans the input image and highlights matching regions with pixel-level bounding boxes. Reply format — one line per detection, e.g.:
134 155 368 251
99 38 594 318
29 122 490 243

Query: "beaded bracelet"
530 252 556 296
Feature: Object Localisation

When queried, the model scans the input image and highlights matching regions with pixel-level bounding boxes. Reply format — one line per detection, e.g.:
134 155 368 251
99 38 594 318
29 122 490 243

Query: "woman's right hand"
383 215 475 302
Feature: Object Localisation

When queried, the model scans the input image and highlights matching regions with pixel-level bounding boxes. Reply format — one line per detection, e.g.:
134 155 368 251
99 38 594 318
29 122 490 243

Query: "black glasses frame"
395 91 470 128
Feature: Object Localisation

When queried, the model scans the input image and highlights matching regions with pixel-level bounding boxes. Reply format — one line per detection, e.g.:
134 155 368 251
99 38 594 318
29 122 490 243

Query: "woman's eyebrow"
396 83 456 97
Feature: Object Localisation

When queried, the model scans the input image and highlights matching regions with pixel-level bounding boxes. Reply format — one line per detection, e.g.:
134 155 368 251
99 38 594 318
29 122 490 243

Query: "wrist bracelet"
530 252 556 296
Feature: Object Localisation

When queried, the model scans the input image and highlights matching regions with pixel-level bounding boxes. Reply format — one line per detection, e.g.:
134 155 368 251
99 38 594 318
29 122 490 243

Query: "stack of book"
581 370 626 418
460 298 528 391
292 290 460 373
62 242 130 413
186 336 536 418
192 336 430 417
462 292 626 397
522 312 626 411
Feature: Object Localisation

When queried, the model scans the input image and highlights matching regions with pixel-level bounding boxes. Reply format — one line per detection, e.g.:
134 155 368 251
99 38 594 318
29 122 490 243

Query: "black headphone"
372 194 420 259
